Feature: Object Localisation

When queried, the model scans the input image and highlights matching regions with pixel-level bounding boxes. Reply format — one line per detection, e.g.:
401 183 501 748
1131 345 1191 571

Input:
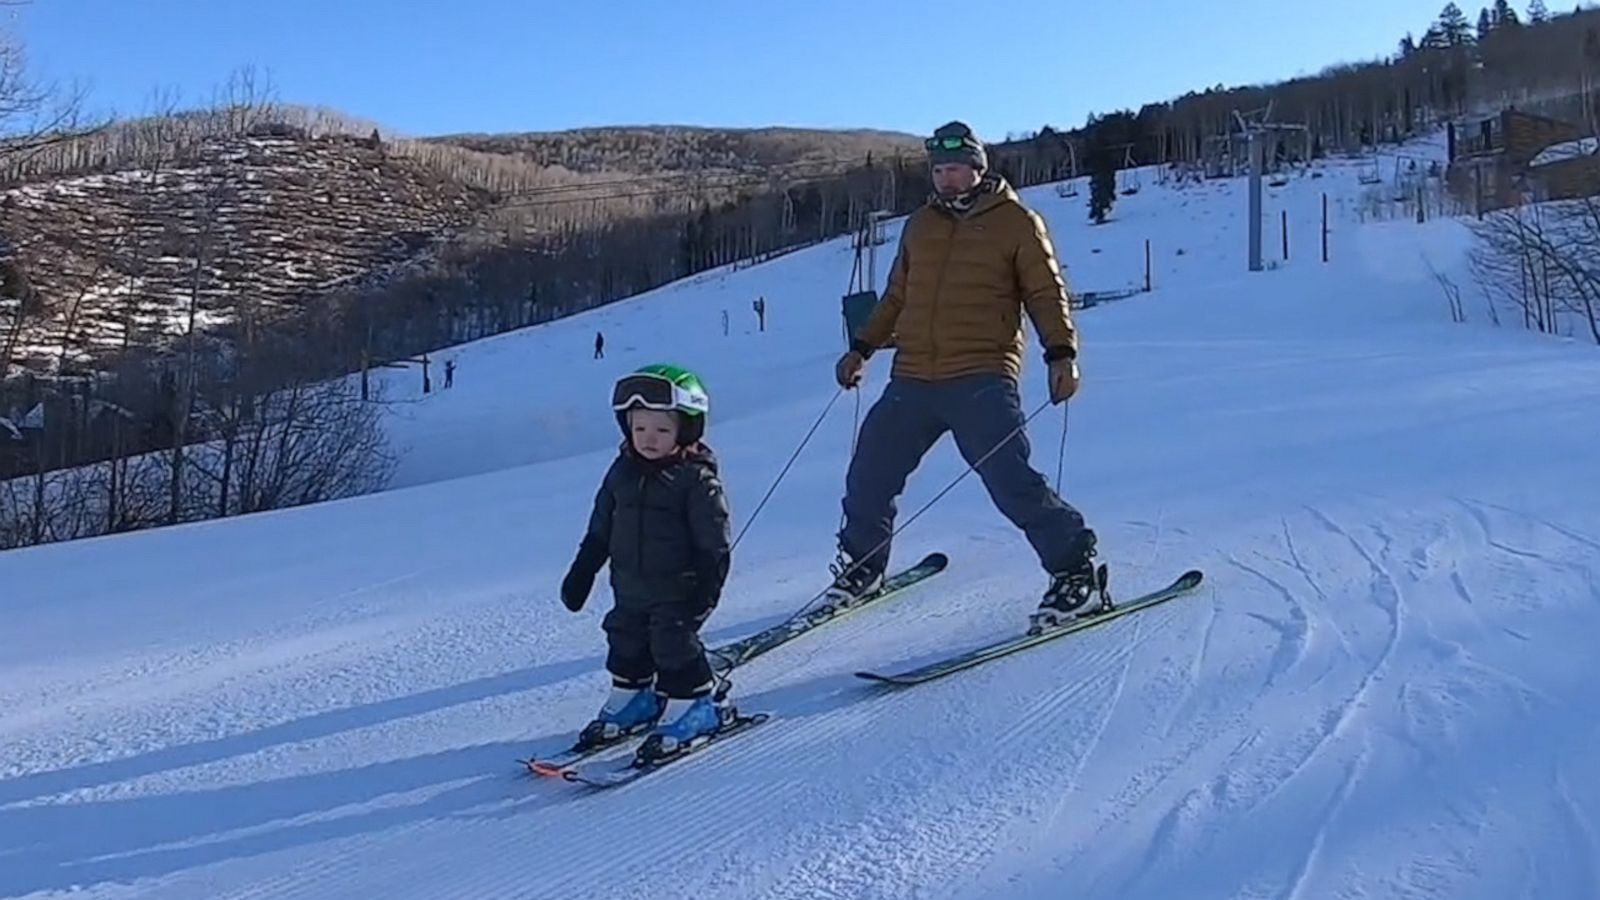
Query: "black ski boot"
1029 561 1111 633
821 548 885 610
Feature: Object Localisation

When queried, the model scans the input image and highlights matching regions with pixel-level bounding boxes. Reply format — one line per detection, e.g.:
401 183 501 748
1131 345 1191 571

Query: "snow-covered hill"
5 145 1600 900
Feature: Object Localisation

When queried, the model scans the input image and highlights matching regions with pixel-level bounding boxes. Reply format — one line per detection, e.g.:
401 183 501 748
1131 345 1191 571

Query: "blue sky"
16 0 1469 140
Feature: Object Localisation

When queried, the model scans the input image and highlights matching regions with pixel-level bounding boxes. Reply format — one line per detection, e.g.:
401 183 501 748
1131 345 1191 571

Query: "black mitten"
560 536 608 612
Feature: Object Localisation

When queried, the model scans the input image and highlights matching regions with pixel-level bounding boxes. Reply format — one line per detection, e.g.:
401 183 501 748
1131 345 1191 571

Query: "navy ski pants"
602 596 714 698
837 374 1093 577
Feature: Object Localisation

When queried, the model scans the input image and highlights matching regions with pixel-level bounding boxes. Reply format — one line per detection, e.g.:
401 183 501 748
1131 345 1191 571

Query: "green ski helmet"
611 363 711 445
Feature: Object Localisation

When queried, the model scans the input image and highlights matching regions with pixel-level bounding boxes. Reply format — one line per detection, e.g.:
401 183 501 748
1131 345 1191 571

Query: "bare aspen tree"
0 248 34 374
1425 255 1468 322
165 160 234 523
0 13 104 180
1471 193 1600 344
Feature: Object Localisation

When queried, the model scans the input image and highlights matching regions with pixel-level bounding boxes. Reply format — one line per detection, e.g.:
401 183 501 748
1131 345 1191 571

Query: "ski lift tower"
864 209 890 285
1234 101 1311 272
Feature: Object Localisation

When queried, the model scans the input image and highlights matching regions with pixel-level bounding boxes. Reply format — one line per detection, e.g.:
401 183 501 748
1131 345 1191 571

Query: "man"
827 121 1101 627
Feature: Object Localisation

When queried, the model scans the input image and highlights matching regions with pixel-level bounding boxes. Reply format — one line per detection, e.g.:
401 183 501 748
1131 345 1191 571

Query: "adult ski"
855 567 1204 687
706 551 948 673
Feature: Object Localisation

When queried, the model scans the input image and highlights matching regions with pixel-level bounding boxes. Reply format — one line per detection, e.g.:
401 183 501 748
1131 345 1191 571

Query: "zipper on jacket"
636 473 647 570
929 215 959 373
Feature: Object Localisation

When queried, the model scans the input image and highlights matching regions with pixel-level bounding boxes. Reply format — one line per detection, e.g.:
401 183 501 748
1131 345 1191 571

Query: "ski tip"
524 752 576 775
920 551 949 569
1176 569 1204 589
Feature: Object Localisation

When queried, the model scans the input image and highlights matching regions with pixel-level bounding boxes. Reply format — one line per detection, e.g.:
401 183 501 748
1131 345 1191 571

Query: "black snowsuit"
562 443 732 698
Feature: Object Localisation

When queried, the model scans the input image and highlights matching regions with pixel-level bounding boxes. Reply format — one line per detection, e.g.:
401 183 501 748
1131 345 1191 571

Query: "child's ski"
561 712 773 789
520 723 649 777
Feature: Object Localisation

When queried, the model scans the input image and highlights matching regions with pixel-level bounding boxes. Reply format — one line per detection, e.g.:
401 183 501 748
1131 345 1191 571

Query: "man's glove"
835 350 865 389
1046 349 1080 404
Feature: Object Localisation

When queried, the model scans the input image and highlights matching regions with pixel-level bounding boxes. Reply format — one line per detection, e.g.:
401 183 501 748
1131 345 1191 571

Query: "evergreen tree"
1399 32 1419 57
1493 0 1522 27
1087 135 1116 225
1478 6 1494 41
1437 2 1476 45
1527 0 1549 23
1422 23 1451 50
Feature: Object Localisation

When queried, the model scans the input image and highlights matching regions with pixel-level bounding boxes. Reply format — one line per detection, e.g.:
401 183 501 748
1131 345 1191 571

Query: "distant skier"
594 331 605 359
444 358 456 389
828 121 1099 629
752 296 766 332
559 364 735 762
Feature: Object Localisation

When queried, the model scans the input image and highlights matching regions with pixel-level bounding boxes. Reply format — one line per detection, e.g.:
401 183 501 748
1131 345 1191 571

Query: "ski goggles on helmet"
925 134 975 151
611 372 703 414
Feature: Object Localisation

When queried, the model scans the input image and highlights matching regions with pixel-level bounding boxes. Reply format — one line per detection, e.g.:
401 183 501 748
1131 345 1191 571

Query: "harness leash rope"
708 393 1055 678
729 386 845 553
1055 401 1071 495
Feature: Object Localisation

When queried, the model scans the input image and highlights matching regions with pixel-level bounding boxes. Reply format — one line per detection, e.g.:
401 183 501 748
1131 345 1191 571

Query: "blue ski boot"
577 681 664 748
635 694 730 763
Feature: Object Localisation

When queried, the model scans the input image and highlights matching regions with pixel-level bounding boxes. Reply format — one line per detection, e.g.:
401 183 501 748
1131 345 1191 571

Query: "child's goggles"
612 373 688 412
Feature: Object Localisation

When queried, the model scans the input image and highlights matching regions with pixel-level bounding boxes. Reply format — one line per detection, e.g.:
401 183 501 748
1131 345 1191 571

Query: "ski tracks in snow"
1260 499 1596 898
1052 496 1600 900
1117 506 1406 899
1551 753 1600 900
1224 550 1312 693
1270 506 1403 900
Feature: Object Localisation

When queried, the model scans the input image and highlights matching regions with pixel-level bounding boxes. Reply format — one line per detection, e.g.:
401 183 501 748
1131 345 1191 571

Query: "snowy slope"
5 149 1600 900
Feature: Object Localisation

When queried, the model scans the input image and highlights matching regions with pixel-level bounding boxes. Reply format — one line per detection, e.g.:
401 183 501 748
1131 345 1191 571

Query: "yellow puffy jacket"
854 176 1078 381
